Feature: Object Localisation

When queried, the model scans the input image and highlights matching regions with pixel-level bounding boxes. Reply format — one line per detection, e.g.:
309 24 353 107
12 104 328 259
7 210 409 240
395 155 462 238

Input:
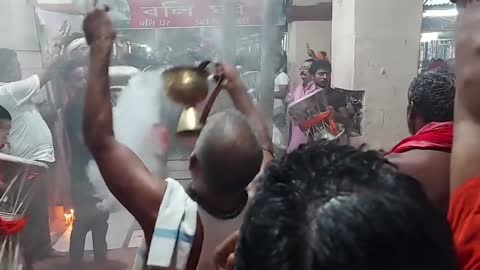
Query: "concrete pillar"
287 21 332 92
222 0 237 63
287 21 332 64
258 0 282 130
331 0 423 149
287 0 332 77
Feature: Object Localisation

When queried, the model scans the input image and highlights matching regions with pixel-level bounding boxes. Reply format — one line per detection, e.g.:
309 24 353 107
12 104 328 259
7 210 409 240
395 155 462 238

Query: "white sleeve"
2 75 40 106
276 73 289 86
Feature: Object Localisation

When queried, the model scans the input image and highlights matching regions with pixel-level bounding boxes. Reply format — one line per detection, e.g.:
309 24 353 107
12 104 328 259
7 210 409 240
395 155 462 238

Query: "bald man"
82 8 272 270
186 110 263 270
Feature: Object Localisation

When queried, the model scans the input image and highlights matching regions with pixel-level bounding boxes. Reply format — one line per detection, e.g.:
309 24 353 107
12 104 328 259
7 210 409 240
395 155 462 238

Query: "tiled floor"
39 211 140 270
35 159 191 270
34 248 137 270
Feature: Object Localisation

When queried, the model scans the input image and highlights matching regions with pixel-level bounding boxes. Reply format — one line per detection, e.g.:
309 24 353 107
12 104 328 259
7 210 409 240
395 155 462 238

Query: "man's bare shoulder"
388 149 451 210
388 149 450 169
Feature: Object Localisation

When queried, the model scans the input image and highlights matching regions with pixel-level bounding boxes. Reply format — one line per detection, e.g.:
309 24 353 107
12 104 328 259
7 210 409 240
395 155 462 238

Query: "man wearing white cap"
64 37 89 61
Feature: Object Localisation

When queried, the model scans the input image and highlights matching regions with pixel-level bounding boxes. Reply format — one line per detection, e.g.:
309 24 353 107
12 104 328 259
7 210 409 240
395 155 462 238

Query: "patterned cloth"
133 178 197 270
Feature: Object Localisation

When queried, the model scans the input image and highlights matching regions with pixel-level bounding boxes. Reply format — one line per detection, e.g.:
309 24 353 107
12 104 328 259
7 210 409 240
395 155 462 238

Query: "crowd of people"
271 50 354 158
1 0 480 270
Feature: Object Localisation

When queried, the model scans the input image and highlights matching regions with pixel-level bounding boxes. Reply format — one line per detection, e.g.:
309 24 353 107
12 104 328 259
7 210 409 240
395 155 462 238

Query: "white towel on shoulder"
133 178 198 270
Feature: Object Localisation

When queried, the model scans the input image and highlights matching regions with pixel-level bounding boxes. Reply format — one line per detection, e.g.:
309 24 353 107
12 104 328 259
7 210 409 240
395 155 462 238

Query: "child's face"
0 119 12 146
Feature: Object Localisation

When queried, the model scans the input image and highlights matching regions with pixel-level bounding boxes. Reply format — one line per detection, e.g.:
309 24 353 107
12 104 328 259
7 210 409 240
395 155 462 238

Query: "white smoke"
86 69 170 212
114 70 164 174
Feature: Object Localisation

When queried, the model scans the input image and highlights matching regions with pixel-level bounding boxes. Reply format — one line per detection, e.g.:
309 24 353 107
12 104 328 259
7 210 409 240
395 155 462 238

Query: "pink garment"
287 81 316 153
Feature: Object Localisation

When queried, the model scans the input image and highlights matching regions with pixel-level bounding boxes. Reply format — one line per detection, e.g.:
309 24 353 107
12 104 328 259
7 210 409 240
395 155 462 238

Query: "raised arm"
2 57 61 107
38 57 63 88
274 85 288 99
220 64 274 167
450 1 480 191
82 8 165 242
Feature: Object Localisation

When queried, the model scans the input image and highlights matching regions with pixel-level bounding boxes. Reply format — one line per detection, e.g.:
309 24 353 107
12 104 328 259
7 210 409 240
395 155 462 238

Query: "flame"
64 209 75 226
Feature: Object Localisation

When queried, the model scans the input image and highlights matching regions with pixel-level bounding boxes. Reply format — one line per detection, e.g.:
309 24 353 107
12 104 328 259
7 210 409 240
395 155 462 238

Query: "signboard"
128 0 263 28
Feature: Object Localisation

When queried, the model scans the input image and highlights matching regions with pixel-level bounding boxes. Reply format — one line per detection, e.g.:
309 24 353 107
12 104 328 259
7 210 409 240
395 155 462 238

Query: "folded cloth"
133 178 197 270
389 121 453 154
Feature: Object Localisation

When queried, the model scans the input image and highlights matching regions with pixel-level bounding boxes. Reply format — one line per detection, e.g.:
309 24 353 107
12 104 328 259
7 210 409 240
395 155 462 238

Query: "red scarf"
389 122 453 154
0 216 27 235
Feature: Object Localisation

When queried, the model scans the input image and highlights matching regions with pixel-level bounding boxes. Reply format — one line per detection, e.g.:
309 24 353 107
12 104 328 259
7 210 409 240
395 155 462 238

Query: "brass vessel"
163 66 209 106
163 61 223 134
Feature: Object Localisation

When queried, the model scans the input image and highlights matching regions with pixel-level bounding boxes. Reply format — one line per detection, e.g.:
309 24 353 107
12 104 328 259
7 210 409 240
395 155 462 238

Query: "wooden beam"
37 4 83 15
287 2 332 22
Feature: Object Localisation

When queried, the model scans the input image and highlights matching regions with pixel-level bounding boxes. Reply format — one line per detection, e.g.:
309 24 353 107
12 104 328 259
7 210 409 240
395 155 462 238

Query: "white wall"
293 0 331 6
0 0 43 77
331 0 355 90
331 0 423 149
287 21 332 90
288 21 332 64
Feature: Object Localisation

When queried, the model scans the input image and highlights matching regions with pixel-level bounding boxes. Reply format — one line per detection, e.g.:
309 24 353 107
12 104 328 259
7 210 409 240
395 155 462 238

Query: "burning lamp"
64 208 75 226
163 61 224 135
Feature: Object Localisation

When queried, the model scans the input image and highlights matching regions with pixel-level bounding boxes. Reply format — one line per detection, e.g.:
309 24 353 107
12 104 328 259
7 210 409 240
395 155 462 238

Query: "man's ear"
189 154 199 176
407 104 416 120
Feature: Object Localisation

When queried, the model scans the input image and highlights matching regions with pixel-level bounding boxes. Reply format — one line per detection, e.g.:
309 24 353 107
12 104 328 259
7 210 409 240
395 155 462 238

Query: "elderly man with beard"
82 7 272 270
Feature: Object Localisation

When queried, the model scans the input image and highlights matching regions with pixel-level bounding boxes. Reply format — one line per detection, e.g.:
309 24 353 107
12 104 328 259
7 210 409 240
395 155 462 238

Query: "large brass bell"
163 61 223 135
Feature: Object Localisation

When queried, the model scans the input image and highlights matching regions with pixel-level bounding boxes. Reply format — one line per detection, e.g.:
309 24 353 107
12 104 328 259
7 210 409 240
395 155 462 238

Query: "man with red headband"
387 71 455 211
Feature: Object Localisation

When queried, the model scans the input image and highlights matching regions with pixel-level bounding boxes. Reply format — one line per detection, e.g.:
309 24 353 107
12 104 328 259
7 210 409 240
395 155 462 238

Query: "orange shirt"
448 177 480 270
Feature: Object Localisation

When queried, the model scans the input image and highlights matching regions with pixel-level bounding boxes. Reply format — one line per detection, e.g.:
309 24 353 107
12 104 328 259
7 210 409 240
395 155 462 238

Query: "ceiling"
424 0 453 6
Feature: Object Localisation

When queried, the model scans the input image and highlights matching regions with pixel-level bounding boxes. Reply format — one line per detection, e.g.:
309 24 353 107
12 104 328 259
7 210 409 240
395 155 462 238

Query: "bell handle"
199 76 226 124
197 60 211 70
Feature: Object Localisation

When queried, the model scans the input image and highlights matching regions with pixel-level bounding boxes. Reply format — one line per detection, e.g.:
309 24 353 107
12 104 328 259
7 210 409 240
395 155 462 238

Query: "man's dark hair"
310 59 332 74
236 141 458 270
0 105 11 121
0 48 18 81
408 71 455 123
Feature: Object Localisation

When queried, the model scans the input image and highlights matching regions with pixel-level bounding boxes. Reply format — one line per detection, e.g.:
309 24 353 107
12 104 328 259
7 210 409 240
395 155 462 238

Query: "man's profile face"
406 102 416 135
188 154 211 205
0 119 11 146
300 61 313 82
314 68 331 89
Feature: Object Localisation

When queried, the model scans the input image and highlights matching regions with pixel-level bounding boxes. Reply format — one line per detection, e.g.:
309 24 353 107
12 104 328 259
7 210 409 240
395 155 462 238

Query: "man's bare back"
388 150 450 211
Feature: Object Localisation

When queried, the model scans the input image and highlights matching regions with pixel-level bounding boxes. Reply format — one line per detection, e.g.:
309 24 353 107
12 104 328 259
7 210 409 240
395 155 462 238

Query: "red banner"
128 0 263 28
